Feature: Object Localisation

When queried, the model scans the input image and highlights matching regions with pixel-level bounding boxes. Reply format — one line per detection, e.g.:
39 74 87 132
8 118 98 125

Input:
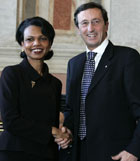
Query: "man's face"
77 8 109 50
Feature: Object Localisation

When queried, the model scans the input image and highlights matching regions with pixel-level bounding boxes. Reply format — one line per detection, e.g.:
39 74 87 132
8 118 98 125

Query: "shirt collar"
86 38 109 58
19 58 49 81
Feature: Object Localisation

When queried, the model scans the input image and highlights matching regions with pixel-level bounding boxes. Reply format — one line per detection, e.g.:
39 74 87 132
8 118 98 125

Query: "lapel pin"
31 81 36 88
105 65 108 68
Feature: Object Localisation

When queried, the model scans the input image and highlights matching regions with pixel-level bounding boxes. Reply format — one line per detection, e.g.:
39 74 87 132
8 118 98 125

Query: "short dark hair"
16 16 55 60
74 2 108 27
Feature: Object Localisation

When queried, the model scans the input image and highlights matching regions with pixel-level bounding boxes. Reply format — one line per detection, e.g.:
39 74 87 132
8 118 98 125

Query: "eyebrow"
82 18 100 21
25 35 46 38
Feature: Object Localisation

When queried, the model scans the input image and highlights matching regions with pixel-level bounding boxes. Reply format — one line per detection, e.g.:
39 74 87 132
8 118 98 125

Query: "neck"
27 58 43 76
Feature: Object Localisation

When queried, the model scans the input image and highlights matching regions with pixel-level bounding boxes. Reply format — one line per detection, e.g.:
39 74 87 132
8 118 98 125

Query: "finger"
61 126 67 133
61 145 69 149
60 141 70 148
112 153 122 160
58 138 70 145
54 138 64 143
58 138 68 144
55 137 69 146
59 123 63 129
62 139 71 145
59 139 72 148
61 140 72 149
67 129 73 138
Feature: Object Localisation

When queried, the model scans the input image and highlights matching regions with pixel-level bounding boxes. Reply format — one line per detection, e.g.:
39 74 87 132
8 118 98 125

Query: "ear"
48 43 52 51
76 26 81 35
21 41 24 47
21 42 25 50
105 22 109 32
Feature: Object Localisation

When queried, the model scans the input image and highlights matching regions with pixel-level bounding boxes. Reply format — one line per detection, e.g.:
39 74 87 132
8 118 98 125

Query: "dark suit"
0 58 62 161
64 41 140 161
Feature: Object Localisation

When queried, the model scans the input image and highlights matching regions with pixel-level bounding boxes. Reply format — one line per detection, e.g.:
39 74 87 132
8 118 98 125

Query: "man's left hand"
112 150 138 161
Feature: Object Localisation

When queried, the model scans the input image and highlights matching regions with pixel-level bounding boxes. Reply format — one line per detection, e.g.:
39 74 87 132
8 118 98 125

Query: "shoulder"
115 45 139 54
1 64 21 79
49 74 62 88
69 52 86 62
0 64 22 89
48 74 62 94
115 46 140 64
68 52 86 67
109 41 139 56
106 41 140 64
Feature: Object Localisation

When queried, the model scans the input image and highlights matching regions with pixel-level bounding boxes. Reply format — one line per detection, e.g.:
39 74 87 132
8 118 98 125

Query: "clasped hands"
52 112 72 149
52 126 72 149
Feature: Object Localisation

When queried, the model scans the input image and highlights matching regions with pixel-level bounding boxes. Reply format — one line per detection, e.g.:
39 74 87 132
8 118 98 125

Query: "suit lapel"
73 52 86 109
75 52 86 84
88 41 114 94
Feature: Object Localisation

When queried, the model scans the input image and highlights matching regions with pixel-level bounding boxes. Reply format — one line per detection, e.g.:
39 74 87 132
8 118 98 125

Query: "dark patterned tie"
79 52 97 140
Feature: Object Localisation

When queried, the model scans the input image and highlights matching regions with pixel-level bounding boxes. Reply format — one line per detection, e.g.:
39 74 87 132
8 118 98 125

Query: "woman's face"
21 25 51 61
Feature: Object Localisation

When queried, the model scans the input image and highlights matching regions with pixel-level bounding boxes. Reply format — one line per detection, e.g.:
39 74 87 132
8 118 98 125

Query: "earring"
20 49 26 58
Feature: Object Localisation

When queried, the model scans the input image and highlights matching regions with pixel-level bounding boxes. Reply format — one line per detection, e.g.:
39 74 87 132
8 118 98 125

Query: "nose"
87 22 95 32
33 39 40 45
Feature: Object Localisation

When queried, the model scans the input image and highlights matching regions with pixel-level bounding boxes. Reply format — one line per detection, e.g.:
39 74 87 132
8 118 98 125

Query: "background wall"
109 0 140 51
0 0 140 93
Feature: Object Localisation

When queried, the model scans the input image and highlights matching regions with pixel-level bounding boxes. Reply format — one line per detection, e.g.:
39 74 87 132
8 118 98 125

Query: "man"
56 2 140 161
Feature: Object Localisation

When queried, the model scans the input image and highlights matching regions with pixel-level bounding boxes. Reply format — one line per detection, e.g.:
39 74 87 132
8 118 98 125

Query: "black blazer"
0 58 62 160
64 41 140 161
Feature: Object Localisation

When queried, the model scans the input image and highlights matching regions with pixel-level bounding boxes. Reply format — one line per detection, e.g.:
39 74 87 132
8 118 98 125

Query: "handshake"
52 112 72 149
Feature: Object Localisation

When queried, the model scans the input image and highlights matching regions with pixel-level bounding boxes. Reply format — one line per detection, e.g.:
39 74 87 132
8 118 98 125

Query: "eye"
92 19 101 25
94 19 100 24
40 37 48 41
82 21 89 25
25 37 34 42
80 21 89 27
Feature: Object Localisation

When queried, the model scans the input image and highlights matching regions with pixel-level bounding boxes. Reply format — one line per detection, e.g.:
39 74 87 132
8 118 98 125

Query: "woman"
0 16 63 161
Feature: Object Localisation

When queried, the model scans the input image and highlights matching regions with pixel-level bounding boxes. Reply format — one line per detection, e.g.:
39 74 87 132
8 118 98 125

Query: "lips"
32 48 43 53
87 33 97 38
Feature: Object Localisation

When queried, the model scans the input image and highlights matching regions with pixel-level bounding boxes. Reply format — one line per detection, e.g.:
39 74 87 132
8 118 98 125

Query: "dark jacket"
0 58 62 160
64 41 140 161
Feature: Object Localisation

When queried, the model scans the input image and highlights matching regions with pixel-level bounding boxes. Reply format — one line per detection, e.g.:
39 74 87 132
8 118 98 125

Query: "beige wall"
0 0 140 93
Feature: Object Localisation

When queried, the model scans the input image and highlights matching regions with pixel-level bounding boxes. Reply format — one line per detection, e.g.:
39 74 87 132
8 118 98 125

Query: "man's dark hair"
74 2 108 27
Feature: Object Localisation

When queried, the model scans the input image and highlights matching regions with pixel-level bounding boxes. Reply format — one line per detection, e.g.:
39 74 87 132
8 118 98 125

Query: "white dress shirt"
86 38 109 71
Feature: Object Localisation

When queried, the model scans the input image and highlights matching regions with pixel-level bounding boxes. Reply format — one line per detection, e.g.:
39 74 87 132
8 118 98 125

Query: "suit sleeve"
64 60 74 133
124 49 140 158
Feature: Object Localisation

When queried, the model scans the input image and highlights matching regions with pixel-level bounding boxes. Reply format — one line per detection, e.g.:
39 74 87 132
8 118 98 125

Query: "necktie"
79 52 97 140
